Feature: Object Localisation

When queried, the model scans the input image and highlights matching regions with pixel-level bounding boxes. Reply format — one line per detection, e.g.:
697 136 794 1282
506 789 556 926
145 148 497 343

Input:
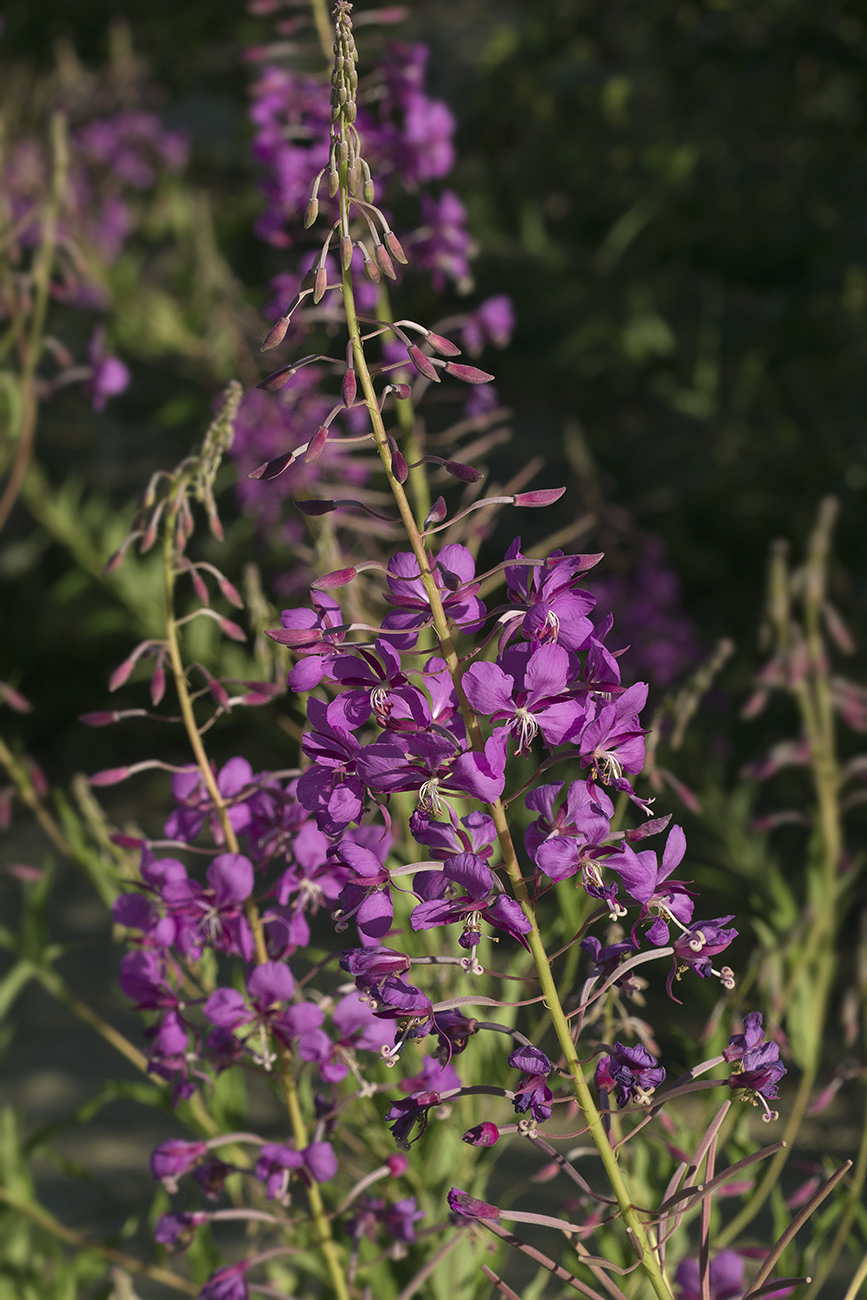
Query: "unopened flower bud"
296 499 337 515
462 1122 500 1147
312 566 358 590
426 331 461 357
190 568 209 605
362 248 380 283
328 166 339 197
443 361 495 385
337 139 349 166
89 766 132 787
208 677 230 709
375 243 396 279
217 576 244 608
304 197 319 228
261 317 290 351
386 1153 409 1177
387 436 408 483
389 383 411 399
445 460 484 483
342 368 357 407
424 497 447 528
249 449 296 481
407 345 441 382
218 617 247 643
257 365 296 392
313 266 328 304
340 234 353 270
346 161 358 193
384 230 407 265
109 655 138 692
150 664 166 706
513 488 567 508
306 426 329 461
80 711 122 727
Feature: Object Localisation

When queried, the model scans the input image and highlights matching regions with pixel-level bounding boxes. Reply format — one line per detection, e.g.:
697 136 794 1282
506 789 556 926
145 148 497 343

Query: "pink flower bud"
313 265 328 303
363 252 380 284
340 234 353 270
375 243 396 280
387 436 408 483
216 576 244 609
462 1122 499 1147
111 833 146 849
89 766 132 787
218 617 247 643
390 383 411 399
311 567 358 590
257 365 296 392
265 626 322 646
150 665 166 706
80 711 121 727
424 497 447 528
249 450 296 481
443 361 495 385
208 678 230 709
261 317 290 351
296 499 337 515
342 368 357 407
306 426 329 461
11 864 44 883
426 332 461 357
513 488 567 508
0 682 32 713
407 345 441 382
190 568 210 605
445 460 483 483
386 1153 409 1177
109 656 138 692
384 230 407 264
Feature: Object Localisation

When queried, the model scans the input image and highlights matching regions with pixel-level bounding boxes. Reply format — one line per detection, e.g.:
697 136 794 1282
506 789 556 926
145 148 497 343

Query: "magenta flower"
606 823 695 943
381 544 486 647
86 327 130 411
410 851 531 950
462 643 583 756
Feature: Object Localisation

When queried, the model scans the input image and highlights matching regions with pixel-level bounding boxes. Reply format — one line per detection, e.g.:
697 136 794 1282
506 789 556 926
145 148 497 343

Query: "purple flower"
86 327 130 412
723 1012 766 1064
165 757 256 845
578 682 648 792
412 191 473 293
674 1250 794 1300
346 1194 425 1245
670 917 737 998
461 295 515 355
462 643 583 756
330 838 394 940
150 1139 208 1192
339 945 411 995
606 824 695 943
200 1262 250 1300
410 851 531 951
153 1212 207 1250
597 1042 665 1108
524 780 619 905
729 1040 787 1115
501 540 598 652
447 1188 500 1220
381 544 486 647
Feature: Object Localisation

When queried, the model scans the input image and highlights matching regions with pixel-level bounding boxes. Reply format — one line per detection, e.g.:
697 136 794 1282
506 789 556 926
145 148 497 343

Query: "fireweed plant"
1 7 860 1300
